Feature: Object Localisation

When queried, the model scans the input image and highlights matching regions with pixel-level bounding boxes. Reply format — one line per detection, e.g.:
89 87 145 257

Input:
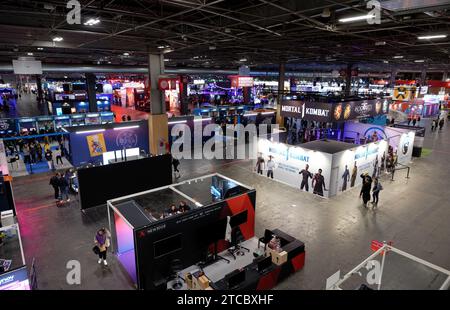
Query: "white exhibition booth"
255 122 415 198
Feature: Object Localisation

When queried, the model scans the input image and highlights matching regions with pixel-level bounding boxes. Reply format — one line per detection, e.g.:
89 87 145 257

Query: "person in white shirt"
266 156 275 179
54 147 63 165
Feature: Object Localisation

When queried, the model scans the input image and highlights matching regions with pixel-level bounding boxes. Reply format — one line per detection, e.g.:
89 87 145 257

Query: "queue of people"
49 169 74 203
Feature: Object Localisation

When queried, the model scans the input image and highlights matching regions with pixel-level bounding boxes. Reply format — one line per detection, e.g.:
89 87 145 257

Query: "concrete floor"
10 117 450 290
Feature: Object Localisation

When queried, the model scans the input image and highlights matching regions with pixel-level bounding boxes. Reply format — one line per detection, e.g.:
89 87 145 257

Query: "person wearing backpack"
371 177 383 205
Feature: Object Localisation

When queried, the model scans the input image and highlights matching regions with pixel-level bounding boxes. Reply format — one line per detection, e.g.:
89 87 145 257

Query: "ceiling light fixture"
339 14 374 23
164 59 170 62
239 58 247 62
123 52 129 56
375 41 386 46
52 36 63 42
417 34 447 40
27 52 33 56
414 59 425 63
393 55 404 59
157 45 166 49
84 18 100 26
37 47 44 50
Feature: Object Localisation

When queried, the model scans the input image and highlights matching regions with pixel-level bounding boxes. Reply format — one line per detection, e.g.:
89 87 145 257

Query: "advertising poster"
280 100 303 118
256 138 332 197
331 99 389 122
86 133 107 157
333 140 388 195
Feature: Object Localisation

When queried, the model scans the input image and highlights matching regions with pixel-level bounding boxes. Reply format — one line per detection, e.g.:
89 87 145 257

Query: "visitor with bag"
93 228 111 266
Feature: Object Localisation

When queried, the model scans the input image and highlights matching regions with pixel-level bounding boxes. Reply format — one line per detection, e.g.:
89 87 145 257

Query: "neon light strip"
168 120 187 124
193 118 212 122
113 125 139 130
76 129 105 134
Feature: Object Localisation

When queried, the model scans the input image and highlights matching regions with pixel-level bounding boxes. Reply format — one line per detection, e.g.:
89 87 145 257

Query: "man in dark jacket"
49 173 60 200
59 173 70 202
360 173 372 207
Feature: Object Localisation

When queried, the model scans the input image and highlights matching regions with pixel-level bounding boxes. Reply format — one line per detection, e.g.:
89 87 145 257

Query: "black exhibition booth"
78 154 172 210
108 173 306 290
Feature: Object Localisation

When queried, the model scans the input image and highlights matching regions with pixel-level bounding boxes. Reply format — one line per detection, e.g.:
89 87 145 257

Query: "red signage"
426 80 450 88
229 75 254 88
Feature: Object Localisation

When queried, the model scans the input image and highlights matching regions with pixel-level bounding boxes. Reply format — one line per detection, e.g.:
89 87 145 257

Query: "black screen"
72 83 86 91
62 84 70 92
200 218 227 246
257 255 272 272
154 233 182 259
229 210 248 228
227 269 246 289
78 155 172 209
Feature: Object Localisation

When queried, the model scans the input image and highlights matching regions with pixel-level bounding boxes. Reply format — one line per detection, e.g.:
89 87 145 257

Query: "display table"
169 229 305 290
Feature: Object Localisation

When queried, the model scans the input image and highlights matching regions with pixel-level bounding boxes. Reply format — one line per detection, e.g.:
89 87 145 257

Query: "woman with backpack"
94 228 111 266
371 177 383 206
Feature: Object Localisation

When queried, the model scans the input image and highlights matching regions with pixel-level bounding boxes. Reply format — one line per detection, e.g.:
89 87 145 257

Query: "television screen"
154 233 182 259
229 210 248 228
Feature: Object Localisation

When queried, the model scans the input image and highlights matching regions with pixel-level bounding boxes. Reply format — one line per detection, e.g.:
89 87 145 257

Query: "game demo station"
107 173 305 290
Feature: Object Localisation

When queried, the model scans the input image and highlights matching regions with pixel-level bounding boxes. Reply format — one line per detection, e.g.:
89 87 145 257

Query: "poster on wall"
331 99 389 122
256 138 332 197
0 266 31 290
86 133 107 157
333 141 388 195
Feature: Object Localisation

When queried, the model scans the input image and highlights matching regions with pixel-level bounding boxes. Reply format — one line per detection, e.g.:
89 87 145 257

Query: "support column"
179 75 189 115
35 75 45 114
418 69 427 98
85 73 98 112
147 53 169 155
344 64 352 97
390 68 398 88
441 72 448 94
276 62 285 127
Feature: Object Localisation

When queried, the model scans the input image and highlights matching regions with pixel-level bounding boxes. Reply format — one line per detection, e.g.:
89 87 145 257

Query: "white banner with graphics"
344 122 415 165
255 138 332 197
331 140 389 196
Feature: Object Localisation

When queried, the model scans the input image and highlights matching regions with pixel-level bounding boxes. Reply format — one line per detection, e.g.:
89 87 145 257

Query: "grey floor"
11 117 450 290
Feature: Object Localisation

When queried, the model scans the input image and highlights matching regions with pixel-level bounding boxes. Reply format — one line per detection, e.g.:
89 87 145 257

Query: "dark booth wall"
134 190 256 290
78 154 172 210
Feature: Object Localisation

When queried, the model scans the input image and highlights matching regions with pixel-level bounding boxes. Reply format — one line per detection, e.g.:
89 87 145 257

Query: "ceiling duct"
380 0 450 12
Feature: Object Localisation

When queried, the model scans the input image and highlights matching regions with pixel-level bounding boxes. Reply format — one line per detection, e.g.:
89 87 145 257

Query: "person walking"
23 144 31 165
58 173 70 202
299 164 313 191
431 119 436 132
371 177 383 206
266 156 275 179
312 169 327 196
94 228 111 266
49 173 60 200
412 118 417 127
45 148 54 171
439 118 445 130
359 173 372 207
54 147 63 166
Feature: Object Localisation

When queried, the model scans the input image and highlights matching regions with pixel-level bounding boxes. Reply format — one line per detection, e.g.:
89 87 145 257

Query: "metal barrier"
391 163 411 181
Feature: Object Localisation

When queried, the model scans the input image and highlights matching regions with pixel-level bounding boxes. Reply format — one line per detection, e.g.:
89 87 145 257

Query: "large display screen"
0 266 31 290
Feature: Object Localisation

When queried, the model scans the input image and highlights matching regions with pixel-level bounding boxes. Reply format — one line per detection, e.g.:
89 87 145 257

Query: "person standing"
439 118 444 130
255 153 265 175
299 164 313 191
312 169 327 196
266 156 275 179
431 119 436 132
49 173 60 200
94 228 111 266
407 117 412 126
371 177 383 206
380 152 386 172
30 143 36 164
341 165 350 191
412 118 417 127
45 148 54 171
23 144 30 165
359 173 372 207
350 162 358 188
58 173 70 202
54 147 63 166
172 155 180 178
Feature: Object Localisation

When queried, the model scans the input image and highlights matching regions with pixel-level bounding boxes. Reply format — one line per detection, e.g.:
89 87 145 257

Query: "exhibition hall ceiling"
0 0 449 70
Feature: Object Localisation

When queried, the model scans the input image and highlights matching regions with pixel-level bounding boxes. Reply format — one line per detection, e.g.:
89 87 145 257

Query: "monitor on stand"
226 268 246 289
228 210 250 259
198 218 230 267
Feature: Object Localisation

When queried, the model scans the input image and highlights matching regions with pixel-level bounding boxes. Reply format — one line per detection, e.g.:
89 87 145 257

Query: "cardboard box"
185 273 193 290
198 275 210 289
272 250 288 266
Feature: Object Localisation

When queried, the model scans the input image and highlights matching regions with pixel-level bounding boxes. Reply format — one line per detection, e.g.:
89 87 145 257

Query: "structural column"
344 63 352 97
147 53 169 155
35 75 45 114
85 73 98 112
276 62 285 127
390 68 398 88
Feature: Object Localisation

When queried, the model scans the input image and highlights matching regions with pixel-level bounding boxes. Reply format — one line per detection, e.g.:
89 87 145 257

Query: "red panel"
226 194 255 240
291 252 305 272
256 267 281 290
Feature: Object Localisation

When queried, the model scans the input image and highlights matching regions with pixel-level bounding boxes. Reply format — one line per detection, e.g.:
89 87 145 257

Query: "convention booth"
64 120 149 166
107 173 305 290
78 153 172 210
255 137 389 198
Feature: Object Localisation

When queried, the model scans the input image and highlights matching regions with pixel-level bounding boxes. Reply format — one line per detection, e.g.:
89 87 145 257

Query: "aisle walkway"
0 93 42 118
11 118 450 289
